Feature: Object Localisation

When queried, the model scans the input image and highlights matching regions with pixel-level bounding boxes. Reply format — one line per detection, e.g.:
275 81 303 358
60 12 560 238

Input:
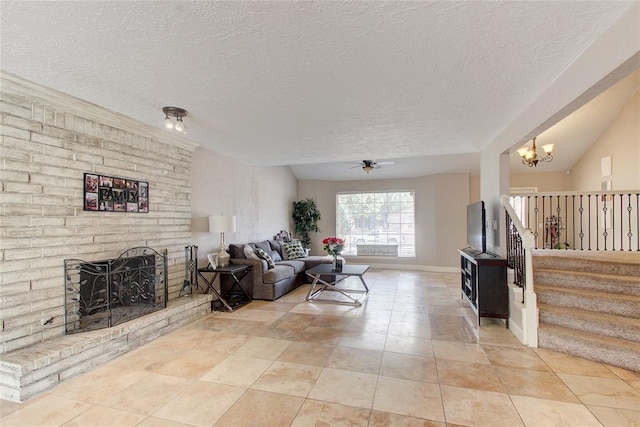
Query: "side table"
197 264 252 312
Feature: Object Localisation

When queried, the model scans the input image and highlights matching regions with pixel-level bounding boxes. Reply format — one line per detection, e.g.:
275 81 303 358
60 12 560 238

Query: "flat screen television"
467 201 486 253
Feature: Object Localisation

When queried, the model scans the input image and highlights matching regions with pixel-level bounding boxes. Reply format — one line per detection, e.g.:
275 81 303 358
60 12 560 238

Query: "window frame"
335 190 416 257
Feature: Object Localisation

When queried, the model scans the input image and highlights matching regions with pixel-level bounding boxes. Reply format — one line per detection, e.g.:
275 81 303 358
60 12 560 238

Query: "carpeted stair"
533 251 640 372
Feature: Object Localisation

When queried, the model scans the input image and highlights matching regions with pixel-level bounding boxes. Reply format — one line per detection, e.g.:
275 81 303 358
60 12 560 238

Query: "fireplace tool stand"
180 245 201 297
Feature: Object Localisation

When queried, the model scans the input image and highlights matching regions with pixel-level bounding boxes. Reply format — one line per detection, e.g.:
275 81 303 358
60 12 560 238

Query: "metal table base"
305 264 370 306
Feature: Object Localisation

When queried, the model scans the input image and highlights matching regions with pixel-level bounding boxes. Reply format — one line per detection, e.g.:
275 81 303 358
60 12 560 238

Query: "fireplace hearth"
64 247 168 334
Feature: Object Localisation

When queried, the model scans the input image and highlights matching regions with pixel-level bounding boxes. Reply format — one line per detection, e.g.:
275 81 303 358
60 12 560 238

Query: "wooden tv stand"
459 248 508 328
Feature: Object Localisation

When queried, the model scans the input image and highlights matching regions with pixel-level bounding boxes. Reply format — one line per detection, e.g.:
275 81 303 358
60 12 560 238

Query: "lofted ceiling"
1 1 637 181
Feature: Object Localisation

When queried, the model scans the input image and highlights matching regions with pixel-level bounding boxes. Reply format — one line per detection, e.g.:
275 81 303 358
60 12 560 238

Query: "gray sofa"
223 240 332 300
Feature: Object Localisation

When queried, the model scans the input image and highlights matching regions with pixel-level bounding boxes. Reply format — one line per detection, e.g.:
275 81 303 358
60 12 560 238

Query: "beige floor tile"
312 314 355 329
440 385 524 427
369 410 445 426
200 355 273 387
559 373 640 410
607 364 640 381
340 331 387 351
300 325 344 345
534 348 618 378
482 344 551 372
495 366 580 403
426 305 464 316
372 376 444 422
215 389 304 426
189 331 249 354
0 397 22 417
291 399 371 427
137 416 195 427
353 307 393 320
150 349 228 379
60 405 147 426
152 381 245 427
289 302 326 315
435 358 505 393
276 341 336 367
54 365 150 404
384 335 433 357
233 336 292 359
251 361 322 397
428 315 477 343
347 317 391 334
588 405 640 427
387 321 432 339
326 346 382 375
363 293 393 311
308 368 378 409
107 345 180 371
246 300 298 312
390 311 430 325
432 340 490 364
476 321 522 347
380 352 438 383
101 373 194 415
392 302 428 313
0 396 92 427
510 395 601 427
227 307 287 322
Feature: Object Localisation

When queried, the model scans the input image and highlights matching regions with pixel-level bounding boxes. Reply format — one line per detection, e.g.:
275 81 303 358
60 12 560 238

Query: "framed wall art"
84 173 149 213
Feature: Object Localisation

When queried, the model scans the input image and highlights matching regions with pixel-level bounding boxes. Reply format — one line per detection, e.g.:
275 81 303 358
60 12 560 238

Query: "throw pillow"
243 244 260 260
255 247 275 269
283 242 306 260
270 250 282 262
255 240 272 254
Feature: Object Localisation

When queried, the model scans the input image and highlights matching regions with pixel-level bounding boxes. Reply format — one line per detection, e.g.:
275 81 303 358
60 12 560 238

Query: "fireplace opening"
64 247 168 334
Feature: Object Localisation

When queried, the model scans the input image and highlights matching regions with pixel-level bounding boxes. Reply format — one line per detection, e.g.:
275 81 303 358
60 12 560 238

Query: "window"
509 187 537 228
336 191 415 257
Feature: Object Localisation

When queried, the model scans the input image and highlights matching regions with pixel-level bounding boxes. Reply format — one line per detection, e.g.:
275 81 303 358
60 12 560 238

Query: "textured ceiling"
1 1 636 180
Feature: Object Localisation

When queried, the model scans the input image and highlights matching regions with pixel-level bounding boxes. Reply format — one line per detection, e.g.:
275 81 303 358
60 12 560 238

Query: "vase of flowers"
322 237 344 270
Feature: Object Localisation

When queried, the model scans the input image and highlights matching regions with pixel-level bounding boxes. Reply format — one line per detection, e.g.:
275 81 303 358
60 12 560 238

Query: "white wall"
570 91 640 191
190 147 298 267
298 173 469 269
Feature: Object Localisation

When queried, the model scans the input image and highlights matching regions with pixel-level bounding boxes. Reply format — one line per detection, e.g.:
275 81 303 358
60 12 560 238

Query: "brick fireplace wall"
0 72 199 354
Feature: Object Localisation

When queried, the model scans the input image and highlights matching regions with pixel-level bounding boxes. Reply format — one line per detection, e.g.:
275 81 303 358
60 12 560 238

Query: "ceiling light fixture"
517 137 554 167
162 106 188 134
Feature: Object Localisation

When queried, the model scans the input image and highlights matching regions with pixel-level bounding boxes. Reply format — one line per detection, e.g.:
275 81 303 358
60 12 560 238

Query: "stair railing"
508 191 639 251
501 195 538 347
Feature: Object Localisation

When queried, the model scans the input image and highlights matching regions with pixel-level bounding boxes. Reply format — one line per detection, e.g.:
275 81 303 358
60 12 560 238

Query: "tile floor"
1 270 639 426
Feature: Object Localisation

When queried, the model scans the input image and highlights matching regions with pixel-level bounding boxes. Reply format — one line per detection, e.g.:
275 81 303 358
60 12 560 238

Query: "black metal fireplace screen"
64 247 168 334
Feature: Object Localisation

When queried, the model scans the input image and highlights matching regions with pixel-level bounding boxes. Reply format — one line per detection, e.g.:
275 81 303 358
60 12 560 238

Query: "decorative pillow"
243 244 260 260
283 242 306 260
228 244 246 259
255 240 272 254
255 247 275 269
270 250 282 262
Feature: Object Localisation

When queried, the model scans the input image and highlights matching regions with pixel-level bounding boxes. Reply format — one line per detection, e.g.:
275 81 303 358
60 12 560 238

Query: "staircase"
533 250 640 372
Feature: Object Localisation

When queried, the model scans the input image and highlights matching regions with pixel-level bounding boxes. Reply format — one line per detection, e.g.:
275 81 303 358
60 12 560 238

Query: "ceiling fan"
349 160 395 173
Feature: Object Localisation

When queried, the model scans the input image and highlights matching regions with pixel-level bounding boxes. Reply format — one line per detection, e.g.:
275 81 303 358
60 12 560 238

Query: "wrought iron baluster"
579 195 584 250
533 196 539 249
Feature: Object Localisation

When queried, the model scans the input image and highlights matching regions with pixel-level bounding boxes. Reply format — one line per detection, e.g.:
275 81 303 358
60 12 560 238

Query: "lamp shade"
209 215 236 233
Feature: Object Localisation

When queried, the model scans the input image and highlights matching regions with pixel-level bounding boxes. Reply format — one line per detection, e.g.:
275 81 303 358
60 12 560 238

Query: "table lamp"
208 215 236 267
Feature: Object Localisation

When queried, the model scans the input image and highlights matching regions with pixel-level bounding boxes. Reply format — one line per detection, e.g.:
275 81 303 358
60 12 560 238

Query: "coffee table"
305 264 370 306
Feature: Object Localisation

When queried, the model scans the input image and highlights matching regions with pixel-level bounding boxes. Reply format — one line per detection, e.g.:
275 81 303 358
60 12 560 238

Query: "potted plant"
292 198 321 248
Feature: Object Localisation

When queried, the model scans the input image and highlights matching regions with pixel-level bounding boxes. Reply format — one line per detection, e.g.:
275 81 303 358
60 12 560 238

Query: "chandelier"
162 106 188 134
517 137 554 167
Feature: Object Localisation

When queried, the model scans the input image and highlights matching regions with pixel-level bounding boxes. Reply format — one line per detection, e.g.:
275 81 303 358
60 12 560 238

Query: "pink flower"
322 237 344 256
